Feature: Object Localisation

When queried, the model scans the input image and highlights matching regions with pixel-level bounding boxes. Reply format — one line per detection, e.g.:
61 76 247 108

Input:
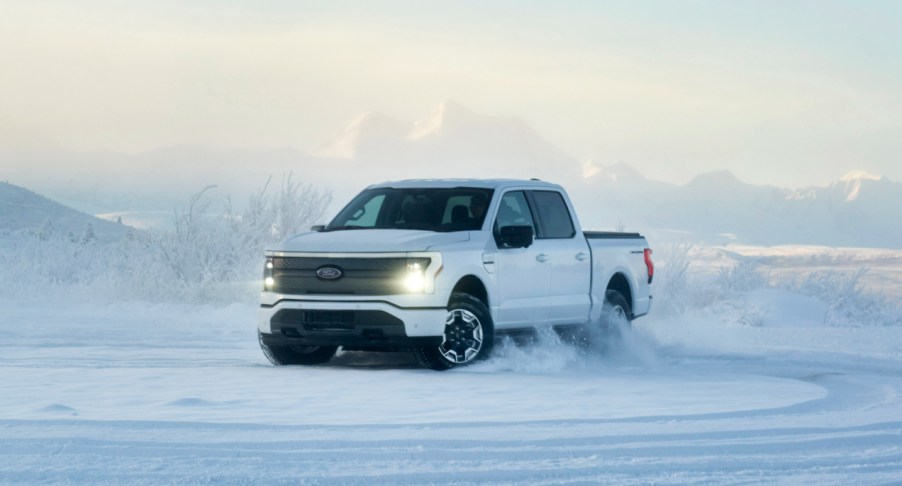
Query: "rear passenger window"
531 191 576 238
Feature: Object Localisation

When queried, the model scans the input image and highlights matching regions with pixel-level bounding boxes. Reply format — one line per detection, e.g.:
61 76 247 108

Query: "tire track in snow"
2 419 901 485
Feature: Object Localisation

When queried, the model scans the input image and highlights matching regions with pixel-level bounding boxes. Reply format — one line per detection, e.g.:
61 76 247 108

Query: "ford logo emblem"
316 266 343 280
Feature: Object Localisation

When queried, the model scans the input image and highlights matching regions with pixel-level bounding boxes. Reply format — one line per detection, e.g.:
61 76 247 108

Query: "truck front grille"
269 256 429 296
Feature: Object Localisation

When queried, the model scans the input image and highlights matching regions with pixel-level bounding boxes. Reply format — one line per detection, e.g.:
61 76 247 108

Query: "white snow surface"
3 292 902 484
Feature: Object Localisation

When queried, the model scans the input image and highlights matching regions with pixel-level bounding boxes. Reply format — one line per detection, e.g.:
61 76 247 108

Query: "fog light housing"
263 258 274 291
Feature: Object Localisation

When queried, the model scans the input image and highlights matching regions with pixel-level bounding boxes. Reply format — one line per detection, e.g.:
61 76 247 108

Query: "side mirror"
498 225 534 249
311 225 325 232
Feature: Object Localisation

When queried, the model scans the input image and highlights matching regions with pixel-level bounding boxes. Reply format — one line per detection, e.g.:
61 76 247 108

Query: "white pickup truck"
258 179 653 370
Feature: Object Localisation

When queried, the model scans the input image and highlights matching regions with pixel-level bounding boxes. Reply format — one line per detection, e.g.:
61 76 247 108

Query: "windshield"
326 187 494 232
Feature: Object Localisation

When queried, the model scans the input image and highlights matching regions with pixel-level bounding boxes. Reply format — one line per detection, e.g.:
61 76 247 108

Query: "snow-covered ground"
2 279 901 484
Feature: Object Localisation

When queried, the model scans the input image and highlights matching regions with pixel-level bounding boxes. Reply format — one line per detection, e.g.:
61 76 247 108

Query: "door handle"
576 252 589 261
536 253 550 262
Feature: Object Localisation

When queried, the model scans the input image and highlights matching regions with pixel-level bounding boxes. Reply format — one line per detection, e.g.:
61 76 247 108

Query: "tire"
600 289 632 335
414 293 495 371
573 289 632 349
258 332 337 366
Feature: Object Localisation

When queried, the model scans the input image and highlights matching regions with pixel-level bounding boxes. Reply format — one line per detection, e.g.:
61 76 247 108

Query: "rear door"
528 190 591 325
491 190 550 328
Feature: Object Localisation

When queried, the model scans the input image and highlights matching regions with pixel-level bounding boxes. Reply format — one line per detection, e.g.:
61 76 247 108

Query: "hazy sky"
2 0 900 187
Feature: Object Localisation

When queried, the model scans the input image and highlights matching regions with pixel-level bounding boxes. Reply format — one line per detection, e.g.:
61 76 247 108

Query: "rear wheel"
414 293 494 371
600 289 632 337
567 289 632 348
258 332 337 366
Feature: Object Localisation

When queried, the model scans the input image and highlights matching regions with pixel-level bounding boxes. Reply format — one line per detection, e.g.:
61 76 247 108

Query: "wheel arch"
606 272 634 317
450 275 489 307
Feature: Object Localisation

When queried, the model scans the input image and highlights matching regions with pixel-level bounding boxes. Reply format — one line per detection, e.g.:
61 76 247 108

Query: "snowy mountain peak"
582 160 602 178
308 102 580 182
839 177 867 202
839 170 882 182
313 112 409 159
408 101 484 140
835 171 893 202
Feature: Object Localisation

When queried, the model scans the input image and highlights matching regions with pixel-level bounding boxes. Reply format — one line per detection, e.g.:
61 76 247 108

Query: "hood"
270 229 470 253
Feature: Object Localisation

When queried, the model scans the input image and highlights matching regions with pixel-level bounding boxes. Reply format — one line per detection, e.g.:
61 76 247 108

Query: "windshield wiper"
322 225 370 232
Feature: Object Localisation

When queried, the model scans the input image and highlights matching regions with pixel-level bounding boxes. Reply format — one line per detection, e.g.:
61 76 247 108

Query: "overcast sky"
1 0 900 187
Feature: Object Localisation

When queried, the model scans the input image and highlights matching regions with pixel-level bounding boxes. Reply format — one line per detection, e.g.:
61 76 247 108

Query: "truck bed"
583 231 644 239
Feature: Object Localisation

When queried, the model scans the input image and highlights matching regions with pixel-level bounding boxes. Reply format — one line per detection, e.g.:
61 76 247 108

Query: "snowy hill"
0 181 129 241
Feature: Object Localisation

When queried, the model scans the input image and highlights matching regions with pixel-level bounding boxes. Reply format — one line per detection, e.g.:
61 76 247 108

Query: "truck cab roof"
368 178 565 192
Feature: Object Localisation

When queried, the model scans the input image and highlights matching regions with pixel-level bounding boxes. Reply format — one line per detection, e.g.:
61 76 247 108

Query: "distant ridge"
0 181 130 241
576 166 902 248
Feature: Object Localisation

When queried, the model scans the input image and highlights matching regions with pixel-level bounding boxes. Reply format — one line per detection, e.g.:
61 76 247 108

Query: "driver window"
493 191 536 234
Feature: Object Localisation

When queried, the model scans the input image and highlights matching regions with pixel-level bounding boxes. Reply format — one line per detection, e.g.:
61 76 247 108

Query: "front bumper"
258 298 448 350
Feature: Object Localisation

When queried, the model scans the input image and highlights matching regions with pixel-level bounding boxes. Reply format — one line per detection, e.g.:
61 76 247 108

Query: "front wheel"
414 293 494 371
258 332 338 366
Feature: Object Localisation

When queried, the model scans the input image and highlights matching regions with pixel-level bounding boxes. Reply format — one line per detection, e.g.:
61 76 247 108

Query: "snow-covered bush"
784 268 901 326
138 176 330 302
649 244 766 326
643 244 900 328
1 176 331 304
0 229 112 289
718 259 768 293
649 242 695 316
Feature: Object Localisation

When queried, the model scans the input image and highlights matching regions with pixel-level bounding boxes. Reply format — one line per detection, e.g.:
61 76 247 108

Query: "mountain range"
572 165 902 248
309 102 902 247
2 101 900 248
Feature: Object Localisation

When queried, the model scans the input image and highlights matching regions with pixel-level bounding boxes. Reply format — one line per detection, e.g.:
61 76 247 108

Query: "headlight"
263 258 274 291
401 257 433 293
403 261 426 293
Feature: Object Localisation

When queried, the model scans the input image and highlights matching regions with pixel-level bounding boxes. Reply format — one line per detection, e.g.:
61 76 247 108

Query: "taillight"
644 248 654 284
